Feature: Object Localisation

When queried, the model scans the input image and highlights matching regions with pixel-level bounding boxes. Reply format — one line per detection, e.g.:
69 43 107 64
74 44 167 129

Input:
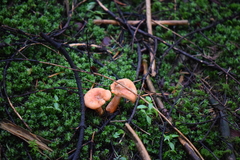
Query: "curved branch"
40 33 85 160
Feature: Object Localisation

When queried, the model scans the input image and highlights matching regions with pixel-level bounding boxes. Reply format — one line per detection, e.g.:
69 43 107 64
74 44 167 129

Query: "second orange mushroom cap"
106 78 137 113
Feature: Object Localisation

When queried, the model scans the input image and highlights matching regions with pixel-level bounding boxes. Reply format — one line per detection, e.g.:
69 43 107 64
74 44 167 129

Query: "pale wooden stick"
142 59 203 159
125 123 151 160
93 19 189 26
89 131 95 160
68 43 113 54
0 120 52 152
146 0 156 77
146 0 153 35
6 97 31 130
142 59 165 111
178 136 201 160
152 20 195 46
153 107 204 159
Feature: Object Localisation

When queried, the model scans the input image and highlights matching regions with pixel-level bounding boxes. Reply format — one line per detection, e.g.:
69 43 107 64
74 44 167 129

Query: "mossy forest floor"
0 0 240 159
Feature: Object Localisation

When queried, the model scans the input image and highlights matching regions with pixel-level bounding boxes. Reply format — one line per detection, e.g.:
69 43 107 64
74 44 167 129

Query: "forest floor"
0 0 240 160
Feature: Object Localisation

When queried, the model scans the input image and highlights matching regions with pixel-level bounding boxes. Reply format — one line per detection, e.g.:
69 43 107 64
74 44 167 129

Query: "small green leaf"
54 102 59 108
146 115 151 125
140 109 146 114
147 103 154 113
87 2 96 10
145 96 152 103
4 37 11 44
164 135 170 141
148 103 153 108
54 103 61 111
54 95 59 101
26 68 32 75
113 132 121 138
168 142 175 151
137 105 148 109
113 129 124 138
170 134 179 138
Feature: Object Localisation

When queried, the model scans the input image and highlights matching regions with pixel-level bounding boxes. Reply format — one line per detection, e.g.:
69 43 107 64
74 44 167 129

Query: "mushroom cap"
84 88 111 110
110 78 137 103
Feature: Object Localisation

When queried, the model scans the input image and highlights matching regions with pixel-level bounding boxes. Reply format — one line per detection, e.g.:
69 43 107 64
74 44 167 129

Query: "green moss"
1 0 240 159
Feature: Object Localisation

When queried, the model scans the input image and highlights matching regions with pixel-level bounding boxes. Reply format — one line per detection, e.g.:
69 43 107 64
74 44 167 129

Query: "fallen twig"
89 131 95 160
68 42 113 54
1 35 31 131
209 98 236 160
5 96 31 130
145 0 156 77
153 106 204 160
40 33 85 160
93 19 189 26
0 119 52 152
125 123 151 160
178 136 201 160
142 59 169 118
142 59 203 159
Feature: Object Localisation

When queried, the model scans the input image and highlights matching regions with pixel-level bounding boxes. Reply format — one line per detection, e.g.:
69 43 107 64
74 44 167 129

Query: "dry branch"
152 106 204 160
5 96 31 130
142 59 169 118
145 0 156 77
178 136 201 160
209 98 236 160
125 123 151 160
93 19 189 26
0 119 52 152
142 59 203 159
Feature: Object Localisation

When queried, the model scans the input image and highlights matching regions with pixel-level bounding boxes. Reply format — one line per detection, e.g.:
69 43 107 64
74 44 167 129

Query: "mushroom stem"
95 107 104 115
106 95 121 113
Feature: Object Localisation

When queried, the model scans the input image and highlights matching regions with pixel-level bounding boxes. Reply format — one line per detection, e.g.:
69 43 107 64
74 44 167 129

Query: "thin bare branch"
93 19 189 26
125 123 151 160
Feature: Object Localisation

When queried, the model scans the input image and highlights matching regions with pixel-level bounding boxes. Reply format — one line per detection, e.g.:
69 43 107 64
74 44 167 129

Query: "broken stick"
125 123 151 160
0 119 52 152
93 19 189 26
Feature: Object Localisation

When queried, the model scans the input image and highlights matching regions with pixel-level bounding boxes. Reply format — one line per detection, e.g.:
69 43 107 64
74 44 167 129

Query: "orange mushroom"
106 78 137 113
84 88 111 115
